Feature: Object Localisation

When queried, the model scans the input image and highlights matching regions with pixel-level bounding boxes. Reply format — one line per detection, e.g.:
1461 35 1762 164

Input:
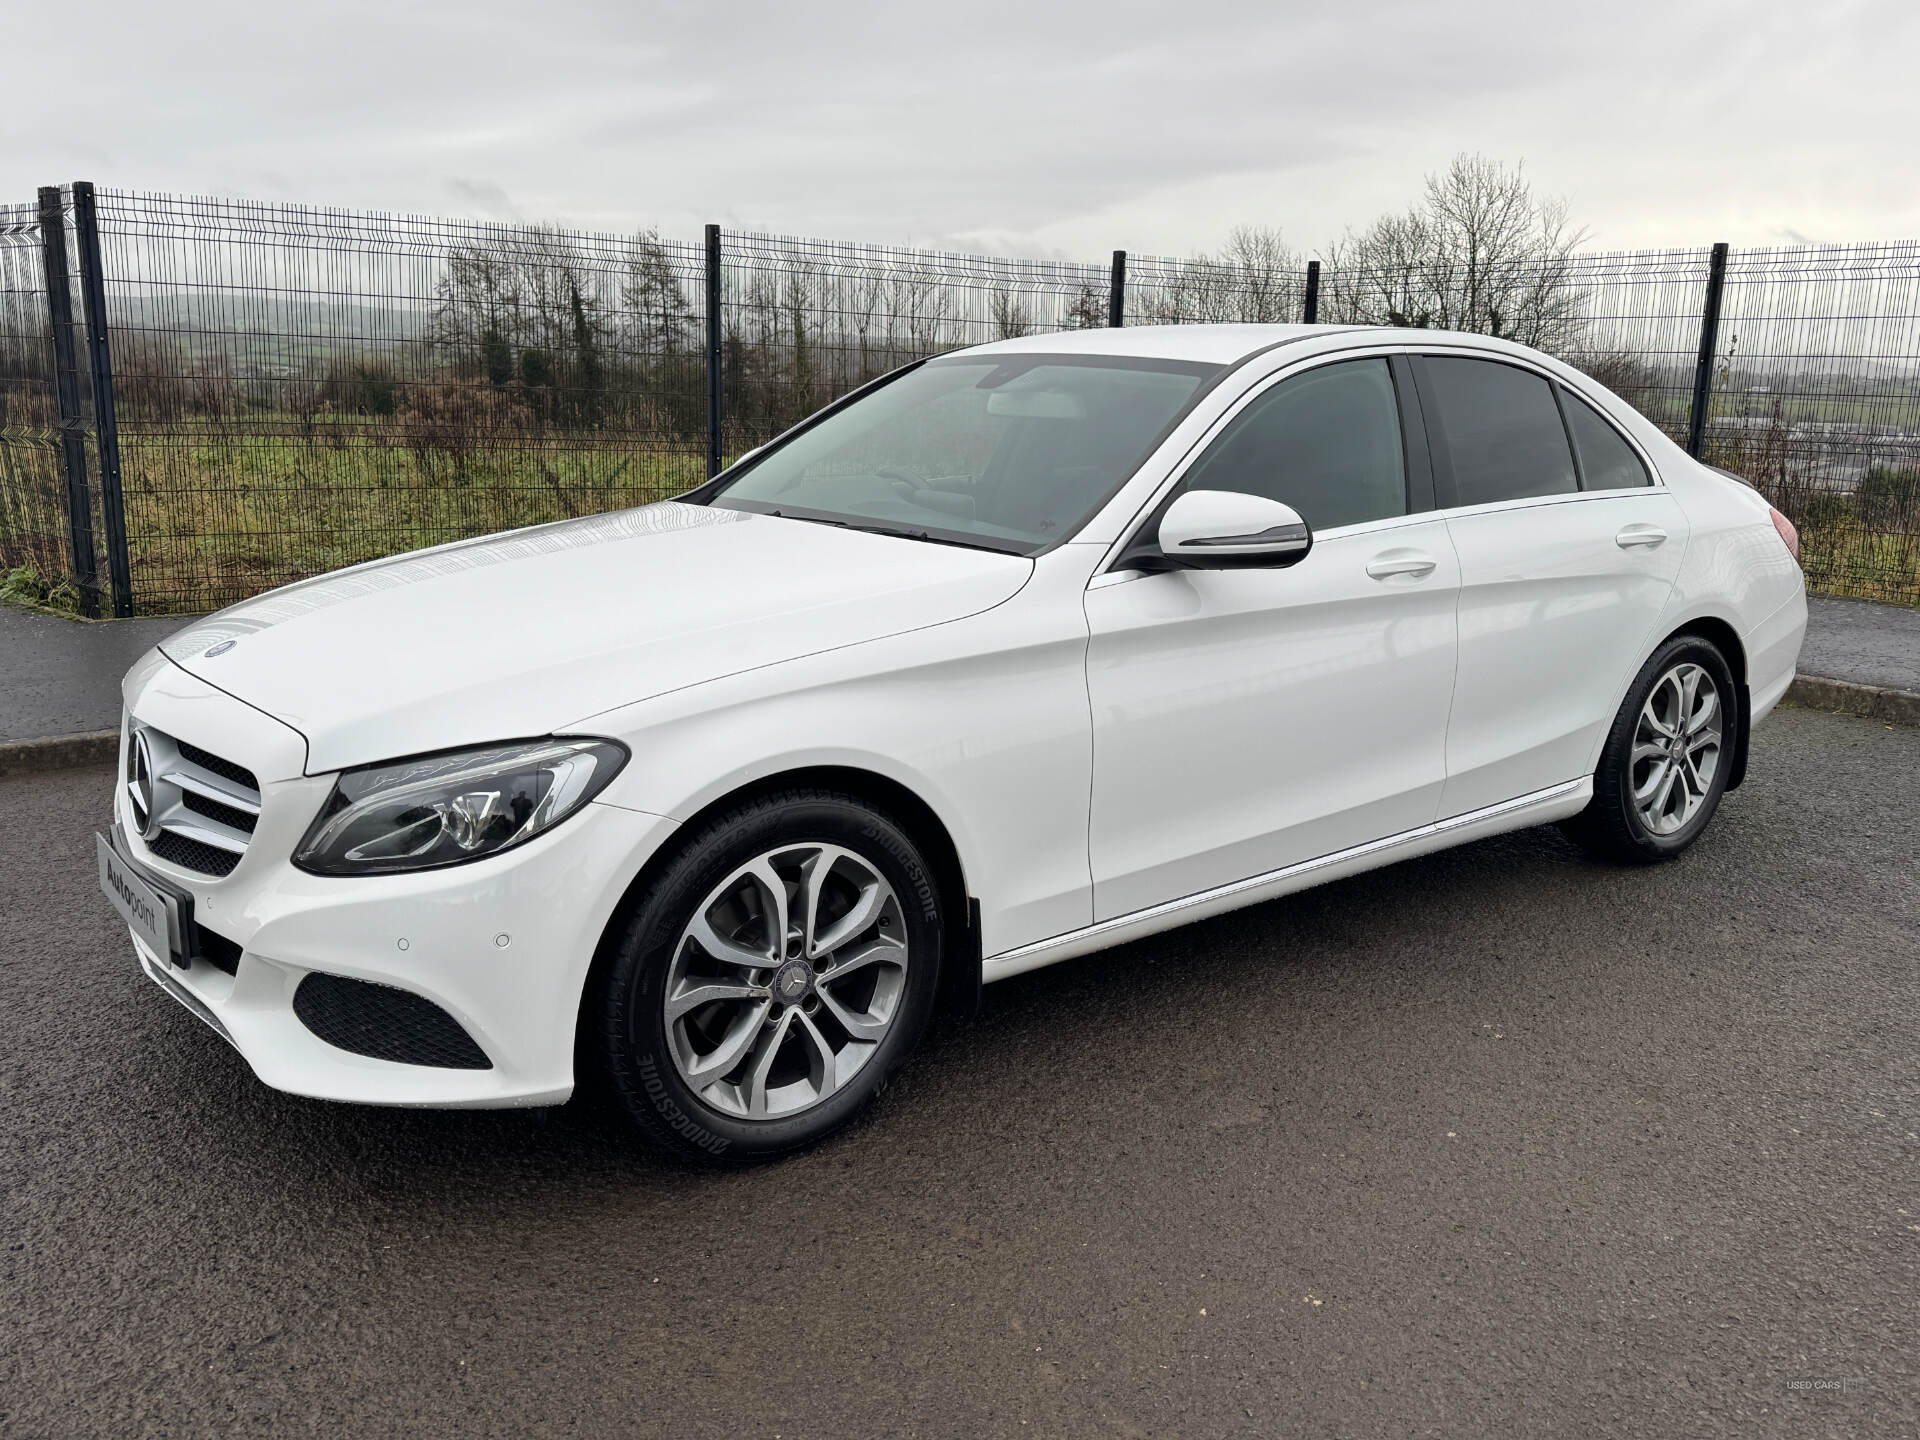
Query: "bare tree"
1062 283 1108 330
618 228 693 358
892 263 958 353
430 225 603 369
990 287 1033 339
1135 225 1303 324
1321 154 1587 350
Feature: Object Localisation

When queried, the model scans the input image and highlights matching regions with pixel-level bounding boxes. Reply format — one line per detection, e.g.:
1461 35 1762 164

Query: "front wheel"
594 789 942 1165
1561 635 1737 864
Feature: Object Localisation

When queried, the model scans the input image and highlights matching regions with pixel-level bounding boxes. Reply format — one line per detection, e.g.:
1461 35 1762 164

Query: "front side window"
710 355 1217 552
1183 358 1408 530
1561 389 1652 489
1421 357 1578 507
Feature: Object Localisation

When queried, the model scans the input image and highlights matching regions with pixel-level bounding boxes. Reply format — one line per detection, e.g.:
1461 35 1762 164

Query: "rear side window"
1561 389 1652 489
1184 358 1407 530
1421 357 1578 507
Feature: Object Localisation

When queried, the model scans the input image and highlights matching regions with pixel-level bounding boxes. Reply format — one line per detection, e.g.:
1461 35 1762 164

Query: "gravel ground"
2 704 1916 1438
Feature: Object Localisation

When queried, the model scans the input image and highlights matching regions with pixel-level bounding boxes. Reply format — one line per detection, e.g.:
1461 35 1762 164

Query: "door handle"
1616 525 1668 549
1366 551 1438 581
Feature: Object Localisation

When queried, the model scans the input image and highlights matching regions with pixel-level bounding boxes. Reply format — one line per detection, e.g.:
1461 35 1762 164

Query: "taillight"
1768 507 1800 565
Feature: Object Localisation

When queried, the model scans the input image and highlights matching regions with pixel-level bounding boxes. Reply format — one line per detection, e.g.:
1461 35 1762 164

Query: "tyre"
1561 634 1737 864
595 788 942 1166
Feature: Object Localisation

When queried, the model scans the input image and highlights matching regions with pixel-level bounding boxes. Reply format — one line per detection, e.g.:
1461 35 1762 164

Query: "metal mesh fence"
717 231 1112 451
87 190 709 611
1 185 1917 612
1127 249 1308 327
0 202 68 598
1102 245 1716 440
1699 243 1920 603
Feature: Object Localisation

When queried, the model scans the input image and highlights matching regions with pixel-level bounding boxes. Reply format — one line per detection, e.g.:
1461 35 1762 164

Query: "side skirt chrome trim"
984 778 1589 982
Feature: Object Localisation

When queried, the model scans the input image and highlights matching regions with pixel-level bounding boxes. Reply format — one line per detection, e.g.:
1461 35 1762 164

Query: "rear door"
1413 354 1690 818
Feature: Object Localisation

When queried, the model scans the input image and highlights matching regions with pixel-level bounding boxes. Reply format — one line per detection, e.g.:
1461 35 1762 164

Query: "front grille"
126 723 261 878
181 788 258 834
150 829 241 877
292 973 492 1070
176 739 258 793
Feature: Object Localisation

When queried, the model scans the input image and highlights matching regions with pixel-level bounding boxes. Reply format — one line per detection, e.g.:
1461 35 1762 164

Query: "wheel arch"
1660 614 1752 791
574 765 981 1089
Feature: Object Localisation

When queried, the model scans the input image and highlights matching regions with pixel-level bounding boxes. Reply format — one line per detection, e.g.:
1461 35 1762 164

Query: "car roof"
952 323 1535 367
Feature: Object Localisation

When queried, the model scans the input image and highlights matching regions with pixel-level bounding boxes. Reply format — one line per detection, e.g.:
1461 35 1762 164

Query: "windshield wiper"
839 521 1018 553
761 509 1017 554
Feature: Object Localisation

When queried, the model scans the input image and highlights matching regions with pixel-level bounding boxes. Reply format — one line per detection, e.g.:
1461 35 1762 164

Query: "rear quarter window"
1560 388 1653 489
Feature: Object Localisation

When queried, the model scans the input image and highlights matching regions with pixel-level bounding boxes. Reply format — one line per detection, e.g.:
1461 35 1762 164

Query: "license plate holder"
97 829 194 969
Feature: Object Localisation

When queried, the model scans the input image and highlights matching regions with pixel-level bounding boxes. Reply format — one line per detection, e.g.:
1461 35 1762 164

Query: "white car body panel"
580 547 1102 958
1085 512 1461 918
157 501 1031 774
107 323 1806 1109
985 778 1593 984
1440 487 1691 817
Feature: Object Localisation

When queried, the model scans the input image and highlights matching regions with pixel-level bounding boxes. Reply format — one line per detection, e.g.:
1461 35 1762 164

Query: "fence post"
37 185 99 618
1108 250 1126 327
704 223 723 478
1687 241 1729 460
69 181 133 617
1302 260 1321 324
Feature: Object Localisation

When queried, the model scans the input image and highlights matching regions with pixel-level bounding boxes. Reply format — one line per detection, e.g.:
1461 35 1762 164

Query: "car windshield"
707 354 1219 552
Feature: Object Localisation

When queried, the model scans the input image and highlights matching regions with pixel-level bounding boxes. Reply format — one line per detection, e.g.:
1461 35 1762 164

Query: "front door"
1085 356 1462 920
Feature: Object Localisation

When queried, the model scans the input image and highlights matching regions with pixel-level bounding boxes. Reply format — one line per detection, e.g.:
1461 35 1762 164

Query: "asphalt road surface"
0 606 181 743
4 705 1916 1439
1802 594 1920 694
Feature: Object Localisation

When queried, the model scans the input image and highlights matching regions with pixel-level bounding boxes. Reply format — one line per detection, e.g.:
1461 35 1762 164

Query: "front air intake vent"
194 923 243 976
292 973 492 1070
150 829 242 877
126 724 261 878
181 787 258 835
176 738 258 793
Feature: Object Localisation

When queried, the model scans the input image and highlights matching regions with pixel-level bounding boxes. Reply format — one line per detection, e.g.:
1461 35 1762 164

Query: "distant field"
1716 392 1920 430
110 415 708 612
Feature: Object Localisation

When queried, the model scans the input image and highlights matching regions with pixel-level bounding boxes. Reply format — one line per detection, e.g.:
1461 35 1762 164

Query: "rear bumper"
1748 584 1809 725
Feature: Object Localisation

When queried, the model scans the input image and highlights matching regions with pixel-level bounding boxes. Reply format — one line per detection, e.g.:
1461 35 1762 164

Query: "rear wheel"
1562 635 1736 864
596 789 942 1165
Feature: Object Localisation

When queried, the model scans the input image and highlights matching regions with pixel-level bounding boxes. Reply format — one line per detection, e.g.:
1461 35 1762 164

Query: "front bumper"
115 655 677 1108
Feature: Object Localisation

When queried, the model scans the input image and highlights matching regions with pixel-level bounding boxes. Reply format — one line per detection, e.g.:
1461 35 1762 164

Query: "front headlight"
293 737 628 877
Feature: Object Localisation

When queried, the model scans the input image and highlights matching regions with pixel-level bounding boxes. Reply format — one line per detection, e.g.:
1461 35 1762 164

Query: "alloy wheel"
664 843 910 1120
1630 662 1723 836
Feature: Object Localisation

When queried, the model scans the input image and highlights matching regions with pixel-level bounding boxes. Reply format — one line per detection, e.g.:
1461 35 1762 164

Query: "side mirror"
1151 489 1313 569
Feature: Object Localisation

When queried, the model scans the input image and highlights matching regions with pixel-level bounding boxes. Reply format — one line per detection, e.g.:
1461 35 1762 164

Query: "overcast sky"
6 0 1916 259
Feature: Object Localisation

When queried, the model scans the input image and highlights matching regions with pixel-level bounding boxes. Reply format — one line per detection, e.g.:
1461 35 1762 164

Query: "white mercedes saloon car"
99 324 1807 1163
